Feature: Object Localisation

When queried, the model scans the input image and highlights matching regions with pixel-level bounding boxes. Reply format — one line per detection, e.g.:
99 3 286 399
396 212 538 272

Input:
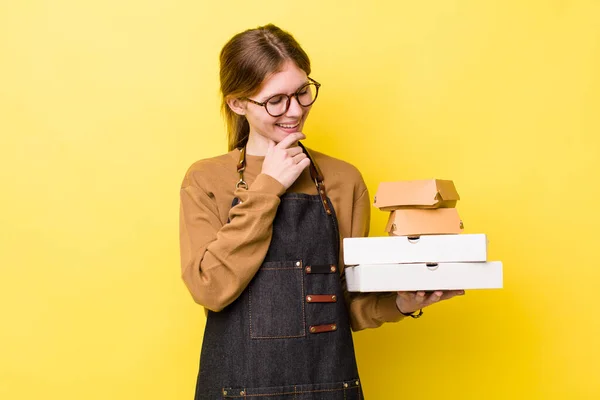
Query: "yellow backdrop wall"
1 1 599 399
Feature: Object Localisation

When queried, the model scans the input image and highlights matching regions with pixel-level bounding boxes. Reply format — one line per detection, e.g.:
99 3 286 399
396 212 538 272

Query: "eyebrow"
259 80 310 102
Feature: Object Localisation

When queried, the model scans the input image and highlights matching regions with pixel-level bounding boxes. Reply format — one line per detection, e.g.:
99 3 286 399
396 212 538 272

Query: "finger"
396 292 412 304
440 290 465 300
286 146 303 158
266 139 275 154
409 291 425 307
275 132 305 150
292 153 307 164
422 291 442 307
296 157 311 170
397 291 417 301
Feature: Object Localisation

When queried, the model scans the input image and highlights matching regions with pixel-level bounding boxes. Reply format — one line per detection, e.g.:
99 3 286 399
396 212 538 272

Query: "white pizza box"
344 262 503 292
343 234 488 265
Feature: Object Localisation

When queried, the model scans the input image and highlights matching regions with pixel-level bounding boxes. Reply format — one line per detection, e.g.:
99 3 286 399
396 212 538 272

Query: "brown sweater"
179 147 403 331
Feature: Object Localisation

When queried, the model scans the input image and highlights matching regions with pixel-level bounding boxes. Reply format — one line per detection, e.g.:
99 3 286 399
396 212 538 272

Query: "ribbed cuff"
377 294 405 323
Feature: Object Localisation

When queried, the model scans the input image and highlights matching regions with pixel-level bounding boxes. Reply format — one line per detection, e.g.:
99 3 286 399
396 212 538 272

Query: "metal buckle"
236 179 248 190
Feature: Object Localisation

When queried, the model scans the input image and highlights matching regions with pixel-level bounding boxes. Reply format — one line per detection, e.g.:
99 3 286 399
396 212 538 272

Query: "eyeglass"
242 77 321 117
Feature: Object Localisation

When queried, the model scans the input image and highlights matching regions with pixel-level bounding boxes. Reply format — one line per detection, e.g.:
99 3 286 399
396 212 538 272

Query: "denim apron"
194 144 363 399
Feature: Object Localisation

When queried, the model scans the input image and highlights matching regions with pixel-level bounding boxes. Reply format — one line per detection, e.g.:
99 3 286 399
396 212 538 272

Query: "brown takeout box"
385 208 464 236
374 179 460 211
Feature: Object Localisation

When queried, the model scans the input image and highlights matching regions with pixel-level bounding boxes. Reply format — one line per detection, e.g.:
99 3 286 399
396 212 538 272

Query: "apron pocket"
248 260 305 339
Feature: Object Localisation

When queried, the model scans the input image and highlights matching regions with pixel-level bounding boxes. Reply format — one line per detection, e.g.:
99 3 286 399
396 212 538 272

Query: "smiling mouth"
276 122 300 129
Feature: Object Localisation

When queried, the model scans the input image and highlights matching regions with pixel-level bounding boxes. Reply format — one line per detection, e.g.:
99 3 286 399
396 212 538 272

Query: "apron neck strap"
298 142 324 186
236 142 332 215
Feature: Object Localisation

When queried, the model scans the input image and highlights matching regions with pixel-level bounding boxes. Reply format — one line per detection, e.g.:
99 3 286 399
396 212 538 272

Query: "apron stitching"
229 387 352 397
300 259 306 335
248 285 253 338
249 334 306 339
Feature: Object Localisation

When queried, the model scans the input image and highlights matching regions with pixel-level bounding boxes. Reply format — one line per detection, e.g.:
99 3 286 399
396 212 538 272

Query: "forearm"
346 292 404 331
180 174 285 311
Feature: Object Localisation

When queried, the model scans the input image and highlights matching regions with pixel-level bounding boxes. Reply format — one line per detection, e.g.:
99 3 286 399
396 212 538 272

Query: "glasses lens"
265 94 288 117
296 83 318 106
264 83 319 116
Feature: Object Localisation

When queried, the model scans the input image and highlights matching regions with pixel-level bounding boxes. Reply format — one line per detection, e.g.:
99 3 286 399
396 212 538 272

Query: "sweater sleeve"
343 185 405 331
179 172 286 311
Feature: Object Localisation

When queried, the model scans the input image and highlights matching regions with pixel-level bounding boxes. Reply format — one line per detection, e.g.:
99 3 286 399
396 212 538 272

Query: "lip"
275 121 301 133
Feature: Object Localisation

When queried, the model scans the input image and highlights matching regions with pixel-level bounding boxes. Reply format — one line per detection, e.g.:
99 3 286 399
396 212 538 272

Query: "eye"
267 95 285 105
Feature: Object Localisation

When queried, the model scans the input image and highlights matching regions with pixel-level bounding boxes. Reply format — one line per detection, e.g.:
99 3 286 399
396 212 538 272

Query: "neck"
245 132 269 156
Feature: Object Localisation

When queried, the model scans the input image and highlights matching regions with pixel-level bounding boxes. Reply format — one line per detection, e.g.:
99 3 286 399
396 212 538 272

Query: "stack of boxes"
343 179 503 292
377 179 463 236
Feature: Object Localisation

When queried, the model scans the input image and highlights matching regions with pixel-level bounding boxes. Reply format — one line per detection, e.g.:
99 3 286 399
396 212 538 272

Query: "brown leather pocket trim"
309 323 337 334
305 264 337 274
306 294 337 303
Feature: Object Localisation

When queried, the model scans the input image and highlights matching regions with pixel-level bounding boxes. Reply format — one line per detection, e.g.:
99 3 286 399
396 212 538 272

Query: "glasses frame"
242 77 321 117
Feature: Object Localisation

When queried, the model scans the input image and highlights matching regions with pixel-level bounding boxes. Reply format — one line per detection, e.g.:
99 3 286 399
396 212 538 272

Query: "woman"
179 24 463 399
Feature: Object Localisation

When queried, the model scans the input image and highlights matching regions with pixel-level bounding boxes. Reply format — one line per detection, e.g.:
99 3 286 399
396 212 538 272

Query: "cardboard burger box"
374 179 460 211
386 208 464 236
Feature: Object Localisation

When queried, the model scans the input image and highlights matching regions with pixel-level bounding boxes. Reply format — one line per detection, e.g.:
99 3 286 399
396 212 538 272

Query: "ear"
226 97 247 116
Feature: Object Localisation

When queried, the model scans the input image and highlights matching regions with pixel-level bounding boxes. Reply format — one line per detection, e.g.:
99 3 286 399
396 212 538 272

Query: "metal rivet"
223 390 228 395
240 390 245 395
355 380 359 385
306 266 311 273
295 261 301 267
320 189 324 194
330 266 336 272
310 326 316 333
306 296 312 302
323 200 327 205
331 324 337 330
343 383 348 388
331 295 337 301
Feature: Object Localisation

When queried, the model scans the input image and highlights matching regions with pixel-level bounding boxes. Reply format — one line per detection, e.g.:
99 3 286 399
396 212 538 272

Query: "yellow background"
1 0 599 399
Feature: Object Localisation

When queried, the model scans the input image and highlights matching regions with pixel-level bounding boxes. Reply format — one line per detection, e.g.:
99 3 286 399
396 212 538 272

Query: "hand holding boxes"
344 179 503 292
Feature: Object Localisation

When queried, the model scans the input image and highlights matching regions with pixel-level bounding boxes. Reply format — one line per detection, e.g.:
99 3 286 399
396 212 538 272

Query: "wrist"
252 173 286 196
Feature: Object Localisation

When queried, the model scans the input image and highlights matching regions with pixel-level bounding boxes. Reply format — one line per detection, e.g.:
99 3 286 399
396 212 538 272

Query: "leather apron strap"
236 142 332 215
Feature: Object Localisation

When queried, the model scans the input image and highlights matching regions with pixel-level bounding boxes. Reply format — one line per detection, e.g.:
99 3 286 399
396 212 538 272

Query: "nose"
285 95 303 118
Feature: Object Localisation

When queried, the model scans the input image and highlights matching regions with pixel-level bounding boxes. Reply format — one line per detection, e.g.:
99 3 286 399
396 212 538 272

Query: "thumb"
266 139 275 154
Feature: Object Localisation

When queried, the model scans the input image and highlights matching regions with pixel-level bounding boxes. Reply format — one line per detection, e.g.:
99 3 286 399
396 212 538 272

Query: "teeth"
277 123 299 129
